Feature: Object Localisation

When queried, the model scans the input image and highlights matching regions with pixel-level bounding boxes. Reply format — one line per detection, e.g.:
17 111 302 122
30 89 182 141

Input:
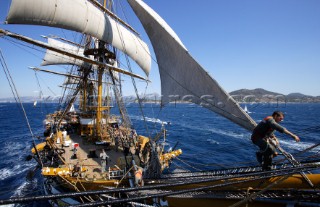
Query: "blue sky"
0 0 319 99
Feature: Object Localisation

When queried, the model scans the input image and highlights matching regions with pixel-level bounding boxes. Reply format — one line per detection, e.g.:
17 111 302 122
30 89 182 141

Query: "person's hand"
272 137 279 145
269 136 279 146
293 135 300 142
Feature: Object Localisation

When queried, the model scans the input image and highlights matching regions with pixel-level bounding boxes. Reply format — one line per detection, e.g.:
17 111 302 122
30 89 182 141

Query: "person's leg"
252 139 268 164
262 143 276 171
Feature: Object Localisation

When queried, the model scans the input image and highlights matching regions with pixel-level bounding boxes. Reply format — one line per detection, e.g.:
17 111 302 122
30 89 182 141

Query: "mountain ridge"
229 88 320 103
0 89 319 103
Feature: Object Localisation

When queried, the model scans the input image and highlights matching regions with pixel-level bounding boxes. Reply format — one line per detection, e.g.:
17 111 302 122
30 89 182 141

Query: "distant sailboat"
69 103 75 112
244 105 251 113
33 100 37 107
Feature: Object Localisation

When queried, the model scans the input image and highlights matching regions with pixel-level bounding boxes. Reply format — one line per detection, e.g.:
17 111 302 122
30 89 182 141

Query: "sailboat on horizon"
244 105 251 114
1 0 320 206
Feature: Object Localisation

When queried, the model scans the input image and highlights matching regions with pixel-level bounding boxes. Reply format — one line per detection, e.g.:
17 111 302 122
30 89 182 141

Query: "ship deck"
58 133 136 180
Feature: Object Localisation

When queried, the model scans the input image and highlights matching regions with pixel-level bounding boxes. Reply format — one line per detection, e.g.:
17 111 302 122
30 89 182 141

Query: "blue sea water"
0 102 320 206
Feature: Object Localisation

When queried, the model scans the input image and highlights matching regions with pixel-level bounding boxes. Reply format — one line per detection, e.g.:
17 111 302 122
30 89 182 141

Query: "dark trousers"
252 138 276 170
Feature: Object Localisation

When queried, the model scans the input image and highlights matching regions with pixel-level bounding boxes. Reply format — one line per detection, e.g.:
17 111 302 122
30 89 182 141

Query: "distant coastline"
229 88 320 103
0 88 319 103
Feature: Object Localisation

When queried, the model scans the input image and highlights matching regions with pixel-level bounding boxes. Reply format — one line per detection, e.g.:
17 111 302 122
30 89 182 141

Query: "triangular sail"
6 0 151 77
128 0 257 131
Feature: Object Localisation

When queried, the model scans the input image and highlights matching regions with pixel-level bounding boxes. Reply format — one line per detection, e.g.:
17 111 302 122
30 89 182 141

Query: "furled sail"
42 38 120 81
63 77 80 85
6 0 151 77
128 0 257 131
42 38 86 67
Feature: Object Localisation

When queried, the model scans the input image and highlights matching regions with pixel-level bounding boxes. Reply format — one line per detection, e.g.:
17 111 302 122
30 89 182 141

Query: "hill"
1 90 319 103
230 88 320 103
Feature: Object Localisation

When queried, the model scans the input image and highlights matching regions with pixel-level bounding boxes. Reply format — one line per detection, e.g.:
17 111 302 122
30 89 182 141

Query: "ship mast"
95 0 113 138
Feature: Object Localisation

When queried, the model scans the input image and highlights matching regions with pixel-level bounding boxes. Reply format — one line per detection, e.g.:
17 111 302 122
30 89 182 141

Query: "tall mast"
96 0 110 137
96 48 104 136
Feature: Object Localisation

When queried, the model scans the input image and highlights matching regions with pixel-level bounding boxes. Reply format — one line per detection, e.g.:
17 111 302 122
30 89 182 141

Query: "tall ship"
0 0 320 206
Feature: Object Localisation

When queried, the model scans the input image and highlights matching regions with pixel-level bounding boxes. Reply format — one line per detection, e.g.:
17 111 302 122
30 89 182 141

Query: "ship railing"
108 167 125 179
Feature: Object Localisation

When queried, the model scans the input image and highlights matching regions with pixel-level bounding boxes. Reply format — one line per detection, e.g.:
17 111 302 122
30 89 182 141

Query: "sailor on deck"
100 149 109 173
62 128 67 143
251 111 300 171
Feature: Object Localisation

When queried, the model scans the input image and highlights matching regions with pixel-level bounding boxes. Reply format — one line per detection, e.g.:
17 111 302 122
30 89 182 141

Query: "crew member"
251 111 300 170
72 162 80 177
100 149 109 173
134 166 144 186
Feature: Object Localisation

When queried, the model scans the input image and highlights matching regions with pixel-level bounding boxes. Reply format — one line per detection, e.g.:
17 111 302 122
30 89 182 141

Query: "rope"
70 166 318 207
175 157 203 171
1 164 318 205
0 49 43 167
114 9 151 137
229 174 291 207
101 194 154 207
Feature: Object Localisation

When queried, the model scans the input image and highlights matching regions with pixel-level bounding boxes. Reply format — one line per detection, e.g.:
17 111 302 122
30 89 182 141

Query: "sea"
0 102 320 206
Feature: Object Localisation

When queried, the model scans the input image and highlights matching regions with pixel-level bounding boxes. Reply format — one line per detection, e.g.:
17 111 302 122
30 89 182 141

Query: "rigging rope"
70 165 319 207
0 163 319 205
1 164 317 205
113 8 151 137
0 49 43 167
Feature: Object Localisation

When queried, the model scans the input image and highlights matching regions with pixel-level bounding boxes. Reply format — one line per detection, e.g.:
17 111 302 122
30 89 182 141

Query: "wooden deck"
59 133 138 180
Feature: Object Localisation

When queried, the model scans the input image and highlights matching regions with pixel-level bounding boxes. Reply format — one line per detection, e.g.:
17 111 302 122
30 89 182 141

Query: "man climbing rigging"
251 111 300 170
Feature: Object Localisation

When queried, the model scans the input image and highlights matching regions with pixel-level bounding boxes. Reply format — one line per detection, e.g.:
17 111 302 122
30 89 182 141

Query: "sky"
0 0 320 99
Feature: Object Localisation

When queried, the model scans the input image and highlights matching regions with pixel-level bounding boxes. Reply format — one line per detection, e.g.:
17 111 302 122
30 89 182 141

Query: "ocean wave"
206 138 220 145
1 141 31 159
12 181 29 197
0 204 14 207
168 118 249 140
279 139 317 152
0 162 36 181
12 178 38 198
207 128 248 139
130 115 169 125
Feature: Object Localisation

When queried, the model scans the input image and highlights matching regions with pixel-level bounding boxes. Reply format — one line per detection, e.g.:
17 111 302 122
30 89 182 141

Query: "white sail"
63 77 80 85
6 0 151 77
244 105 251 114
42 38 120 81
128 0 257 131
69 104 75 112
42 38 87 67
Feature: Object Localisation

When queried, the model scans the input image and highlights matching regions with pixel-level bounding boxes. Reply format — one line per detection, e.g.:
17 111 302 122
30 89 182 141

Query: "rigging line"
114 14 150 137
0 52 19 107
118 0 158 66
298 151 320 162
71 167 316 207
174 157 256 169
3 37 46 59
141 80 161 135
141 83 163 134
175 157 203 171
1 164 317 205
159 65 254 126
229 174 292 207
59 68 77 106
170 161 190 172
0 49 43 167
33 70 51 115
34 72 44 103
